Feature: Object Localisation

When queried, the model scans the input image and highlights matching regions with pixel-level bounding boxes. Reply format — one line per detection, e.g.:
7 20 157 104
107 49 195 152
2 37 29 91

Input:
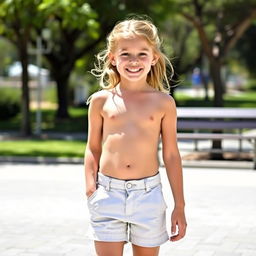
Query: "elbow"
85 144 102 157
162 152 181 166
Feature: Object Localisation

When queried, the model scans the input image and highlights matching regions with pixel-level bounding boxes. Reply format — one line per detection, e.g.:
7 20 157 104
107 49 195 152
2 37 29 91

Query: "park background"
1 1 256 256
0 0 256 160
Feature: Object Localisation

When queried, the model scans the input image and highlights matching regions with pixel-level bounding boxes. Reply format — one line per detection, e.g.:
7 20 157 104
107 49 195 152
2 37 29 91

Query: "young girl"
84 18 187 256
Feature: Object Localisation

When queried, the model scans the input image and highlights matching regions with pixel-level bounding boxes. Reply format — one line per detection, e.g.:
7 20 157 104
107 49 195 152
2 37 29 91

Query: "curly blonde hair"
91 17 173 93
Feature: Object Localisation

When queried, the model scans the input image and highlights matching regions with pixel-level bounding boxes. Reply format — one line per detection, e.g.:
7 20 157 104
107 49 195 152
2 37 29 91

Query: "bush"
245 79 256 91
0 88 20 120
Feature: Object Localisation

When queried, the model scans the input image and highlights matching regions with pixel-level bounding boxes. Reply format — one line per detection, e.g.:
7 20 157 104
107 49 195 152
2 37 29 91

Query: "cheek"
141 57 152 64
116 58 126 66
143 59 153 69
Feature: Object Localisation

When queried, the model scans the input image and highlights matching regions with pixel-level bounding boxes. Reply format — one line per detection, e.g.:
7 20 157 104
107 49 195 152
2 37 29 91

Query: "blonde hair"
91 17 174 93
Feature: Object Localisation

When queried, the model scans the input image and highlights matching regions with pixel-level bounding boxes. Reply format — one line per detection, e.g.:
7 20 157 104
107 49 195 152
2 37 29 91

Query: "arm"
84 93 103 197
161 96 187 242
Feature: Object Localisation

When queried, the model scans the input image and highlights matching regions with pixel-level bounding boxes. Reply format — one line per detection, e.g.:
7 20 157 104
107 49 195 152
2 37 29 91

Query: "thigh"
95 241 125 256
87 185 128 242
130 184 168 247
132 244 160 256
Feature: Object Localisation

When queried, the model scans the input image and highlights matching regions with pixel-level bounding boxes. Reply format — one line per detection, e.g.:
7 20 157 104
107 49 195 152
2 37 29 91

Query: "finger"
170 231 185 242
171 224 187 242
171 221 177 236
170 233 182 242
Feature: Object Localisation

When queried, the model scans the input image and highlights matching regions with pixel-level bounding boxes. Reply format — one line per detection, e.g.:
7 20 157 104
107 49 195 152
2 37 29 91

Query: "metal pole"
35 36 42 135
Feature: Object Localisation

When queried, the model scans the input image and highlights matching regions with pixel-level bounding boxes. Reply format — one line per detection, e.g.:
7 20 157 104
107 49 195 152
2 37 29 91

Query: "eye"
120 52 129 56
139 52 147 57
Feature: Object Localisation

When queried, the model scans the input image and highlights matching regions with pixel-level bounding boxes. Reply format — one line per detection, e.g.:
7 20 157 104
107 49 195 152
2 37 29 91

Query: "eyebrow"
119 48 150 52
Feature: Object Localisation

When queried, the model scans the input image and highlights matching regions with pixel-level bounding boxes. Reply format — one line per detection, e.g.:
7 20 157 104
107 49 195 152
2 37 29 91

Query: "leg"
94 241 125 256
132 244 160 256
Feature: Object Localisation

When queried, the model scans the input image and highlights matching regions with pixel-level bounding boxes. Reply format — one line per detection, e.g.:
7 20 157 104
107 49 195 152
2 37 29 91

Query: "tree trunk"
19 43 31 136
209 58 224 159
201 71 209 101
55 74 70 119
209 59 224 108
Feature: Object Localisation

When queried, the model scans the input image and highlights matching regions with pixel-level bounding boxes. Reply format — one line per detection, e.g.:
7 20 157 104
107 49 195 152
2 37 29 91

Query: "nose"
129 55 139 64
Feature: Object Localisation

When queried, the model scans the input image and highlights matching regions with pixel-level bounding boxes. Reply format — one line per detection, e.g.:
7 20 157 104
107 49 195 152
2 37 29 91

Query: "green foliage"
30 107 88 132
0 38 17 76
0 0 43 39
0 87 21 120
235 24 256 77
160 15 200 75
245 79 256 91
38 0 99 37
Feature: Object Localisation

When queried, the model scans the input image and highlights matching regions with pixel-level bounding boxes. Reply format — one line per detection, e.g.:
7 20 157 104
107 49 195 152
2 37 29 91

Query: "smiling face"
109 36 159 87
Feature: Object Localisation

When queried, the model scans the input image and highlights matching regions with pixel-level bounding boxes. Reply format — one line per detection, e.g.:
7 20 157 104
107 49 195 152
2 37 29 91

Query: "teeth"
127 68 141 73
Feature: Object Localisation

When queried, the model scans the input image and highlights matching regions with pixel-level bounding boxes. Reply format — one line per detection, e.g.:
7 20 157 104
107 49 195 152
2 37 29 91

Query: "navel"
110 115 116 119
149 116 154 121
126 164 131 168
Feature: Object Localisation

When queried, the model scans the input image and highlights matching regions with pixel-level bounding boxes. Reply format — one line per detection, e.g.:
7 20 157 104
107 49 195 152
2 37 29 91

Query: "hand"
170 207 187 242
86 187 96 198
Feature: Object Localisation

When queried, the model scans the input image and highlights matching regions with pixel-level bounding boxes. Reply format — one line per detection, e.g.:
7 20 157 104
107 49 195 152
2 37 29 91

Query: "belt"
97 172 161 192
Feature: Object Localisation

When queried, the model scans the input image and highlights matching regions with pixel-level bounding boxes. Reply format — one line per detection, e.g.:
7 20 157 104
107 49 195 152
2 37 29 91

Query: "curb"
0 156 83 165
181 159 254 170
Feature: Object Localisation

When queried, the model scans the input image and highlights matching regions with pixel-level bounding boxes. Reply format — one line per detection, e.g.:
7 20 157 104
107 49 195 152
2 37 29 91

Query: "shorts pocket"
87 187 99 202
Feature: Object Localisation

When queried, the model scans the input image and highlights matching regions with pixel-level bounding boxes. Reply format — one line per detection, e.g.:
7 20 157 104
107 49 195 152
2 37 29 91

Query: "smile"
126 68 143 73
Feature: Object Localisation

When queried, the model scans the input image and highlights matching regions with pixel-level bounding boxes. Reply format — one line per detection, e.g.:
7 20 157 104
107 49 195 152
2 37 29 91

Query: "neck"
119 79 150 92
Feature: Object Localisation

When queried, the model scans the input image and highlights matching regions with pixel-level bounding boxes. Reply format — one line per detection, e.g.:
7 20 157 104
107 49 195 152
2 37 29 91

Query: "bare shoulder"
88 89 110 106
154 91 176 112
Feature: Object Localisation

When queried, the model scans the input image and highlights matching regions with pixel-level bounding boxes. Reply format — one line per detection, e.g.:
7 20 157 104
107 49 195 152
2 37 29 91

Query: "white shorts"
87 172 169 247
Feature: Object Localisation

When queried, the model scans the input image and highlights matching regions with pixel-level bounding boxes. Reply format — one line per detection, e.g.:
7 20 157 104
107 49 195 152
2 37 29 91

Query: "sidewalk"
0 163 256 256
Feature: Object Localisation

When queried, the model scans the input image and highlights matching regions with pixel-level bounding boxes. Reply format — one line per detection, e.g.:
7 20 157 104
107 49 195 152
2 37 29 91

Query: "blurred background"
1 2 256 255
0 0 256 159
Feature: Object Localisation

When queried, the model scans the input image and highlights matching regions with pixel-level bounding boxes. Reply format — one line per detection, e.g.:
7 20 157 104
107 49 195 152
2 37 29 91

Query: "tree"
157 0 256 106
158 0 256 159
180 0 256 158
39 0 157 119
0 0 42 135
36 0 102 119
160 16 205 97
178 0 256 107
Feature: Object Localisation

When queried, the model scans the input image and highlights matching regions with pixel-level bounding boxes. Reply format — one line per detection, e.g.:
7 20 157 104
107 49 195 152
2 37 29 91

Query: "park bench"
176 108 256 169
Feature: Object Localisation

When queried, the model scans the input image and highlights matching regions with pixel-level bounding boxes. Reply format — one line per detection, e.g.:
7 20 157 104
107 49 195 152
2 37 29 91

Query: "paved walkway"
0 163 256 256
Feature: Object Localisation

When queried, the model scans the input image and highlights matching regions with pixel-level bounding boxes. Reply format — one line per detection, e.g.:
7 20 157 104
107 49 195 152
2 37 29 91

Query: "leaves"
38 0 98 30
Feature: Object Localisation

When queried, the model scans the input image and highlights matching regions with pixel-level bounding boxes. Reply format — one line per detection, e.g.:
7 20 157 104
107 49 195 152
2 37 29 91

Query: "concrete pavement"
0 163 256 256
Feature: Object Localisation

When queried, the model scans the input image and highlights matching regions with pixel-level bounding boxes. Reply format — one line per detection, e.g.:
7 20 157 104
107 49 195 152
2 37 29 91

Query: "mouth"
126 68 143 74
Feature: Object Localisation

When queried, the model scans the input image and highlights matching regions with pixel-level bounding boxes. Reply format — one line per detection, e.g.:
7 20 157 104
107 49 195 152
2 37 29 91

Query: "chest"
102 94 163 124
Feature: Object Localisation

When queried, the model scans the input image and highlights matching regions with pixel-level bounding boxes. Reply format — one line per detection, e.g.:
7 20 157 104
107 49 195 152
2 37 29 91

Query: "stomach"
99 131 160 179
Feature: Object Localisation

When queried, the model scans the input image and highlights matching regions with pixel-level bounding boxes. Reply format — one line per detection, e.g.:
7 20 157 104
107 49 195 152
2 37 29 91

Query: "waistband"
97 172 161 192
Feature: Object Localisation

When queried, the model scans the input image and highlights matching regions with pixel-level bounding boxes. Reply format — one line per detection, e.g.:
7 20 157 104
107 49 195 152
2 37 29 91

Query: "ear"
151 54 159 66
108 52 116 66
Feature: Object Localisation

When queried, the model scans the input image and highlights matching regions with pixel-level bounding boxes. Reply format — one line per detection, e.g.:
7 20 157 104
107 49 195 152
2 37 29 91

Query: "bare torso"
98 88 166 179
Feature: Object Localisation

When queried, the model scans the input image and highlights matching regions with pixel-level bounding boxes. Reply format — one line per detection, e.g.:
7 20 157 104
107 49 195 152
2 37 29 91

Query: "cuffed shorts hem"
130 232 169 247
87 230 128 243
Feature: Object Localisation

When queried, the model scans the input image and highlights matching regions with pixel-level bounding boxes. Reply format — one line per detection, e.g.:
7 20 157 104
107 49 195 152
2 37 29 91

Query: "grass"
223 91 256 107
175 90 256 108
0 139 86 158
